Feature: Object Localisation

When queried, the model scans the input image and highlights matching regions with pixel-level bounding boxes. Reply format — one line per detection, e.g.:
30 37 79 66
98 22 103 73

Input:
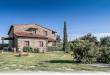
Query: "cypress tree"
63 21 68 53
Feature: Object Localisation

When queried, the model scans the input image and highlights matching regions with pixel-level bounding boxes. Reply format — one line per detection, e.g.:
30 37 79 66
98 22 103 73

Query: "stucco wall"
17 37 47 52
48 42 53 47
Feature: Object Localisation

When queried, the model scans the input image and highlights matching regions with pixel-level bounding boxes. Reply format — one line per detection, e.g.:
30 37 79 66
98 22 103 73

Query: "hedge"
23 46 39 53
48 46 63 51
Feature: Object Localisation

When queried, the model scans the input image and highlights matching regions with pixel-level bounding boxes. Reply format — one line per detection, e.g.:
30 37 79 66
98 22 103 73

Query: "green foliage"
79 33 99 46
97 47 110 63
23 46 33 53
23 46 28 52
72 40 98 63
48 42 70 52
23 47 40 53
97 36 110 63
34 48 39 53
29 47 33 52
63 21 69 53
0 44 8 50
71 34 110 64
100 36 110 47
48 42 63 52
48 46 63 51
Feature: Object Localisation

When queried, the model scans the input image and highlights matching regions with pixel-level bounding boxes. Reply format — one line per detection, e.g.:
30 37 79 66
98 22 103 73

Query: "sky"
1 0 110 43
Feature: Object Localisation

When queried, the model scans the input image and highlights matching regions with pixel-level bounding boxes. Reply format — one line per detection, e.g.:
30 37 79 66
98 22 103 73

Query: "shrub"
34 48 39 53
96 36 110 63
0 44 9 50
23 46 33 53
23 46 28 52
71 34 110 64
72 40 98 64
48 43 63 51
29 47 33 52
97 47 110 63
48 46 63 51
100 36 110 47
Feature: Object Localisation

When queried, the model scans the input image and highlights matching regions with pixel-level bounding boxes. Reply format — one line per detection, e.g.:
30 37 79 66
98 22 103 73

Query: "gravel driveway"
87 64 110 67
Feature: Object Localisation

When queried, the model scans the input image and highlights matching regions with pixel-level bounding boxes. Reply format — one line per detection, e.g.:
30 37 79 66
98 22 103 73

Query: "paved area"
87 64 110 67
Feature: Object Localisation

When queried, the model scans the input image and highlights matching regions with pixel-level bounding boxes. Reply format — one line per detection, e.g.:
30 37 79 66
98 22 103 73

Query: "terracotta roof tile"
14 32 48 39
26 27 38 30
48 37 56 42
14 24 56 33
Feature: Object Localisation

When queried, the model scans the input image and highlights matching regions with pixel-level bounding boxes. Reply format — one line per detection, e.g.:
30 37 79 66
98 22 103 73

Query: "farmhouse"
3 24 57 52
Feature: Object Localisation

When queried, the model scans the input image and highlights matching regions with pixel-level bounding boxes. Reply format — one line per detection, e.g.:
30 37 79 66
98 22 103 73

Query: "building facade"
8 24 57 52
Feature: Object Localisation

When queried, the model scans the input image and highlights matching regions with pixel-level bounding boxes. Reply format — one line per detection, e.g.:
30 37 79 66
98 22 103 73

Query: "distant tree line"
0 44 8 50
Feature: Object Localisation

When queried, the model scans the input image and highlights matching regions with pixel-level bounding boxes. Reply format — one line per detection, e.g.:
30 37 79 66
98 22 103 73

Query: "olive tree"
97 36 110 63
71 39 98 63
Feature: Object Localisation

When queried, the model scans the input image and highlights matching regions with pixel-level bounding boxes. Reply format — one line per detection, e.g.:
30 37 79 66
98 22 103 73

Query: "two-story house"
7 24 57 52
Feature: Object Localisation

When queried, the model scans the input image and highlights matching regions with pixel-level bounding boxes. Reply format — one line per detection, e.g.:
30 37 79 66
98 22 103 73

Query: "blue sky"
0 0 110 41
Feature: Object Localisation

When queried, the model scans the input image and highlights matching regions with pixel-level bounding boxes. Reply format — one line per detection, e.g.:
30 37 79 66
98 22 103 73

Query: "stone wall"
17 37 47 52
48 42 53 47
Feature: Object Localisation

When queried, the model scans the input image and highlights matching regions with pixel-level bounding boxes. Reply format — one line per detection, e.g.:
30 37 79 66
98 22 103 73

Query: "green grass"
0 51 110 72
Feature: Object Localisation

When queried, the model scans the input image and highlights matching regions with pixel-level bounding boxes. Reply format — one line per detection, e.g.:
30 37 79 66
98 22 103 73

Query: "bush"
23 46 33 53
71 34 110 64
97 47 110 63
96 36 110 63
0 44 9 50
23 46 28 52
34 48 39 53
72 40 98 64
29 47 33 52
48 46 63 51
48 43 63 51
100 36 110 46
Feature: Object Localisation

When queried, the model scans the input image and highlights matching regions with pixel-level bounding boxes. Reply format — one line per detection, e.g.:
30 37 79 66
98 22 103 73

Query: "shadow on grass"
43 60 75 64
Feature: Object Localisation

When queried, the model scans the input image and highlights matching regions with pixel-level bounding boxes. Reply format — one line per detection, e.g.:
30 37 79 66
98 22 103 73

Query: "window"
32 30 37 34
39 41 43 47
52 31 56 37
44 31 48 36
24 41 30 47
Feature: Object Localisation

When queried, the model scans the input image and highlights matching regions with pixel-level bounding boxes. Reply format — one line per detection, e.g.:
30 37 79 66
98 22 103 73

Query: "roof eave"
8 25 14 35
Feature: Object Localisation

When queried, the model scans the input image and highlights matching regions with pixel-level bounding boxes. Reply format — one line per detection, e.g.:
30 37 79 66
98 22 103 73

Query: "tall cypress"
63 21 68 53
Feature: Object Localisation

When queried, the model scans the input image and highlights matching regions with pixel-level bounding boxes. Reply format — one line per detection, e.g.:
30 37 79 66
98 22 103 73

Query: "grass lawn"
0 51 110 72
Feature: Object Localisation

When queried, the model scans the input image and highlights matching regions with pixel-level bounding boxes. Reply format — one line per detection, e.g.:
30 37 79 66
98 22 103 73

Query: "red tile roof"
8 24 57 35
14 31 56 42
26 27 38 30
48 37 56 42
14 32 48 39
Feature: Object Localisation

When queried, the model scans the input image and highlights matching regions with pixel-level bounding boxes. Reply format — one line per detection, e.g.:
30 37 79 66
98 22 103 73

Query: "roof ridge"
12 23 56 32
13 24 36 26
